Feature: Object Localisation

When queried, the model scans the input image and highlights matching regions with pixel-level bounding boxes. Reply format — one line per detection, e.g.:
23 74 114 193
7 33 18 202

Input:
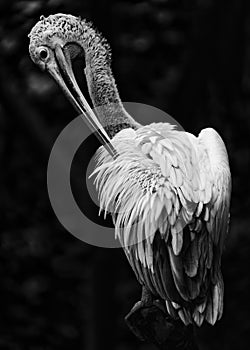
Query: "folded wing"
93 123 231 326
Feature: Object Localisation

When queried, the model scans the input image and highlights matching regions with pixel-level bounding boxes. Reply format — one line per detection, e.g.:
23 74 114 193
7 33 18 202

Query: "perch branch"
125 299 199 350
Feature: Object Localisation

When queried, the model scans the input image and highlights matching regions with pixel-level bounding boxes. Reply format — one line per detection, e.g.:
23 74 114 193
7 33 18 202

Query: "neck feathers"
80 21 139 137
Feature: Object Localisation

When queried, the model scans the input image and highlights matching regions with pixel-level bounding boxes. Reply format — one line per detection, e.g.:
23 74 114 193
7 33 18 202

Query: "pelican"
29 14 231 327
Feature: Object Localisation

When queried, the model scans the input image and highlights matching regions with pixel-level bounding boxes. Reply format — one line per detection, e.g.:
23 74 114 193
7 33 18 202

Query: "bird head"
29 13 110 89
29 14 87 69
28 13 117 157
28 14 91 106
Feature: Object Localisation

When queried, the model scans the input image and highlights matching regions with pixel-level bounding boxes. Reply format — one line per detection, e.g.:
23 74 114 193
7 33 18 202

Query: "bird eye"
39 48 49 60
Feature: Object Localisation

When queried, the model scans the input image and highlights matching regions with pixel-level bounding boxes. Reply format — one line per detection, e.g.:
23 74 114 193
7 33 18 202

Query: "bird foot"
128 297 166 315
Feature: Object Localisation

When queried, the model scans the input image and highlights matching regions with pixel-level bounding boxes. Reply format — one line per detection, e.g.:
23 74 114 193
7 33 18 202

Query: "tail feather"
205 277 224 325
165 275 224 326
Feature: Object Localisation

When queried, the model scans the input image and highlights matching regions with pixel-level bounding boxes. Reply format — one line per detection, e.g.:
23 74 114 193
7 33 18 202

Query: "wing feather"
93 124 231 326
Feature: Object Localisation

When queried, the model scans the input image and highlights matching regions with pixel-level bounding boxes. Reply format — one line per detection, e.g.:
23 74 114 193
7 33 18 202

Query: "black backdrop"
1 0 250 349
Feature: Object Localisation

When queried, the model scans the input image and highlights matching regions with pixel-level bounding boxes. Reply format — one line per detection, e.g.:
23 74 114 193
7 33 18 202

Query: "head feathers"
28 13 111 64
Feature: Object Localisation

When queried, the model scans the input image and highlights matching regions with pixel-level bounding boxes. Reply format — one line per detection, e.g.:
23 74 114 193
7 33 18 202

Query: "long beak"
47 45 118 159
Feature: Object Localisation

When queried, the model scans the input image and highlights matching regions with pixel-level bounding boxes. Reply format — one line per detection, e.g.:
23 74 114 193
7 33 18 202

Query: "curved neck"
80 25 139 137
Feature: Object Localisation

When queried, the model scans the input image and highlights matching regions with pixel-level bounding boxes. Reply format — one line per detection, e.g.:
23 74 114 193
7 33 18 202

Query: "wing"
92 124 231 326
195 128 231 324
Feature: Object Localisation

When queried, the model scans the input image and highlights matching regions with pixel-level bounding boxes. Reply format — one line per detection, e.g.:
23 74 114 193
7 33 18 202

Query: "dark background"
1 0 250 349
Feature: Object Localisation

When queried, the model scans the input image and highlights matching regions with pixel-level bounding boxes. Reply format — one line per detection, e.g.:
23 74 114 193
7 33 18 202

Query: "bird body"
29 14 231 327
93 123 230 326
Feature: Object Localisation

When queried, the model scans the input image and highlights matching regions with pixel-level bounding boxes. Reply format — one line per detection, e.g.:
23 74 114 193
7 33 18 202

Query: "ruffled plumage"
92 122 231 326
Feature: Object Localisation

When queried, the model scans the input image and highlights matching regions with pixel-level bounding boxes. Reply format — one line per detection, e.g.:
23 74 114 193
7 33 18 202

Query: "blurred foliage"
1 0 250 349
